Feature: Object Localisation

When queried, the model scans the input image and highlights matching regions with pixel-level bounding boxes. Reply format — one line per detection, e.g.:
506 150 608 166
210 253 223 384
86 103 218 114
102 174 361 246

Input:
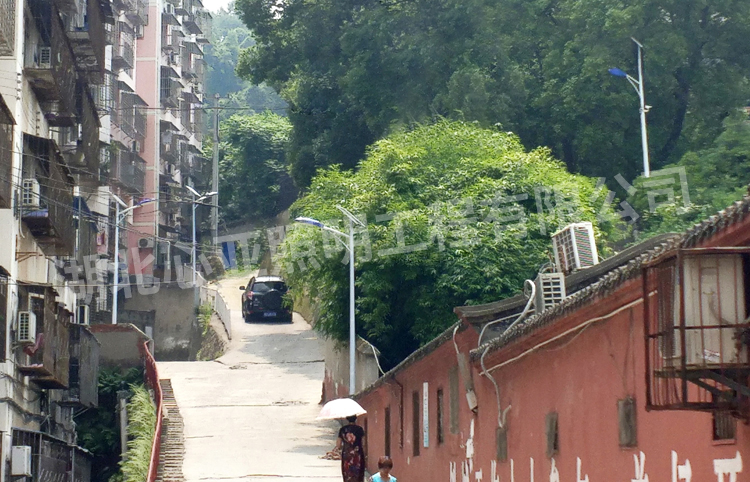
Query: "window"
496 427 507 462
384 406 391 457
449 365 459 434
713 410 736 441
412 391 420 456
618 398 637 447
545 412 559 457
436 389 444 445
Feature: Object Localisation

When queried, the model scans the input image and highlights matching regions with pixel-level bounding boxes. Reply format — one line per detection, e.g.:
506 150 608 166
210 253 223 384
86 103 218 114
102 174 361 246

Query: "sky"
201 0 232 14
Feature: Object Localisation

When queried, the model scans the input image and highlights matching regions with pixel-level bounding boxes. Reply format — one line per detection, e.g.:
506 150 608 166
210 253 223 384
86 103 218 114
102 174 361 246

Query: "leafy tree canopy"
218 112 294 224
235 0 750 187
279 121 620 367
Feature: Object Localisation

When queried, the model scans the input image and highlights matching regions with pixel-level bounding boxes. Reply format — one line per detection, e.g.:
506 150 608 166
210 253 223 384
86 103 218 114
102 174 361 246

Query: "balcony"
91 70 115 115
0 95 14 208
66 0 107 84
161 134 181 164
112 21 134 71
17 287 70 389
12 429 92 482
644 248 750 419
125 0 148 25
135 105 147 141
60 323 99 407
0 0 15 56
21 134 75 256
182 13 201 35
64 83 101 179
161 77 182 108
111 147 146 195
24 8 78 127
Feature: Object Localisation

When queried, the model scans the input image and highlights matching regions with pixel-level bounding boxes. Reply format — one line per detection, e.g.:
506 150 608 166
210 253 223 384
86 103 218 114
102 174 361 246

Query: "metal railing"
141 340 163 482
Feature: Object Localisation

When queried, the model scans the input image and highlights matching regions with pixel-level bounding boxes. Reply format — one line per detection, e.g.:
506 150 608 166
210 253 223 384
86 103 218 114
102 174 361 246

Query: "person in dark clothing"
336 415 366 482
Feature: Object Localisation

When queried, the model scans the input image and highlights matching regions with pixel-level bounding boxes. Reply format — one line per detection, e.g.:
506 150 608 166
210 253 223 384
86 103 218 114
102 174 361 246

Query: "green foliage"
279 121 619 366
198 302 213 336
235 0 750 188
204 6 286 124
632 111 750 237
218 112 294 224
76 367 144 482
120 385 156 482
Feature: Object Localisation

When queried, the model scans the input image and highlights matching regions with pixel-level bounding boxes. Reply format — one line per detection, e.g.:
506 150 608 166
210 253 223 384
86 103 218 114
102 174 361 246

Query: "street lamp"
111 194 154 324
609 38 652 178
186 185 218 287
296 206 365 395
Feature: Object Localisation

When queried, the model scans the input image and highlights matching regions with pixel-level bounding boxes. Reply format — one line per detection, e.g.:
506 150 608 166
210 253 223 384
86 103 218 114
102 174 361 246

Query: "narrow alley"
158 275 341 482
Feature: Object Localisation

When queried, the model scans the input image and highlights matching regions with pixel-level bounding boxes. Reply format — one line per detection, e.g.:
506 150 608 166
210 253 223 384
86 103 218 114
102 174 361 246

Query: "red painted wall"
359 281 750 482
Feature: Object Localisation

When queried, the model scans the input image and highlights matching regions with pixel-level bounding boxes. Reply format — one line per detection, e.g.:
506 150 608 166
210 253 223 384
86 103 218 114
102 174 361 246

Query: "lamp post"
296 206 365 395
609 38 651 178
111 195 154 325
186 185 218 286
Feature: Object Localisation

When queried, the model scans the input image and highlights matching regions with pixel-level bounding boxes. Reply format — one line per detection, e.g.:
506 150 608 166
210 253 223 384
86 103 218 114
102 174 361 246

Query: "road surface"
158 274 341 482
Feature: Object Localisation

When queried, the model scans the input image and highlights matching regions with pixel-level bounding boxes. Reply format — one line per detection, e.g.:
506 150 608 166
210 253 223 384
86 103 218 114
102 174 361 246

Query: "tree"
278 121 620 367
218 112 294 224
234 0 750 188
203 6 286 124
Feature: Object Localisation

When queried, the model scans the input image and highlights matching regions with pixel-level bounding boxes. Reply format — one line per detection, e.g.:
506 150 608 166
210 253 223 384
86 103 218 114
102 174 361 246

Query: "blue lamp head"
295 217 325 228
609 68 628 78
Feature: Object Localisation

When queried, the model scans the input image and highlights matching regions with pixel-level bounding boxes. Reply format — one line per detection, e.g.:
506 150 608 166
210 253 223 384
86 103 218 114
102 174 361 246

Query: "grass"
119 385 156 482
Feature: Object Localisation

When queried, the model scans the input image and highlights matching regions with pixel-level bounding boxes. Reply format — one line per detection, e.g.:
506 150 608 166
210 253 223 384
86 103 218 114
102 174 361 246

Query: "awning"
73 196 100 232
161 65 180 79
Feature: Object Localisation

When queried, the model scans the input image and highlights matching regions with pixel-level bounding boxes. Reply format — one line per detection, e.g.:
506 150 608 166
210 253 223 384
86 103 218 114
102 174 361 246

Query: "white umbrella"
317 398 367 420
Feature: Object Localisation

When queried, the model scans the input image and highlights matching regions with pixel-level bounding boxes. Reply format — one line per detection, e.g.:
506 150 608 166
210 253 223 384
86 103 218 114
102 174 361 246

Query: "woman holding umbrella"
335 415 366 482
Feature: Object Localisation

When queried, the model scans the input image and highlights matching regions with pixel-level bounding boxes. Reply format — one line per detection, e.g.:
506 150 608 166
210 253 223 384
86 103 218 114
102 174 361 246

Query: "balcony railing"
135 105 147 141
0 0 15 56
111 147 146 194
161 77 181 108
21 134 75 256
12 429 92 482
24 7 78 127
0 95 13 208
64 83 100 179
17 287 70 389
112 21 135 71
60 323 99 407
66 0 107 84
644 247 750 419
126 0 148 25
92 71 115 115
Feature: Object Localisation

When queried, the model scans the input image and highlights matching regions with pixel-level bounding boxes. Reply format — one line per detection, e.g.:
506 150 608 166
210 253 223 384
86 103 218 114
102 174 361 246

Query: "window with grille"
436 388 444 445
713 410 736 441
384 406 391 457
412 391 420 456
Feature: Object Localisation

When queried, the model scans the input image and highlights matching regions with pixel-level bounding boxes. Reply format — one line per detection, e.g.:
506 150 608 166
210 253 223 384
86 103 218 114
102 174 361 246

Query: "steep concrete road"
158 275 340 482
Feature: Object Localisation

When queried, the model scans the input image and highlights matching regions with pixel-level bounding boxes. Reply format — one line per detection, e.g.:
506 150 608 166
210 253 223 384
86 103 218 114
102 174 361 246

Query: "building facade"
356 199 750 482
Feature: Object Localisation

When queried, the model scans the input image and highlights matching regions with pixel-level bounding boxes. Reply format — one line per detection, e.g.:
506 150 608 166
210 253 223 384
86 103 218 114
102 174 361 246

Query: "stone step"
156 379 185 482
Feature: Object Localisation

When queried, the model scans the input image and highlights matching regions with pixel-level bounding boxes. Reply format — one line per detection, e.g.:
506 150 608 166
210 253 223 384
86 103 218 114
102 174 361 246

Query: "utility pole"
211 93 220 244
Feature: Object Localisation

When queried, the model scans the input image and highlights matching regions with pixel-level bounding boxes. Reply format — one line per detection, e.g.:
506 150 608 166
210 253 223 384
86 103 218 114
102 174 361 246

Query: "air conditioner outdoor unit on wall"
21 178 41 208
534 272 566 313
39 46 51 68
17 311 36 344
11 446 32 476
138 237 155 249
551 222 598 274
132 140 142 152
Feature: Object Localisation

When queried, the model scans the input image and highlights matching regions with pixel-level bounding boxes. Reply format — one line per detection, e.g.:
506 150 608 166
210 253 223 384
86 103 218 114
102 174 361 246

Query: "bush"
120 385 156 482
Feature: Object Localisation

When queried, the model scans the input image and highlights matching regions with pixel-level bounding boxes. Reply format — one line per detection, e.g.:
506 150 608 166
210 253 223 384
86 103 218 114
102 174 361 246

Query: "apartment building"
0 0 209 474
0 0 105 476
130 0 211 279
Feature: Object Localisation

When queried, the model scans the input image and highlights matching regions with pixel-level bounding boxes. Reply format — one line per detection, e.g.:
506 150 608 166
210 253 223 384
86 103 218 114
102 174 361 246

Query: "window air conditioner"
22 178 41 208
11 446 32 476
138 237 155 249
17 311 36 344
132 140 142 152
534 272 566 313
165 3 174 14
551 222 599 274
38 46 52 68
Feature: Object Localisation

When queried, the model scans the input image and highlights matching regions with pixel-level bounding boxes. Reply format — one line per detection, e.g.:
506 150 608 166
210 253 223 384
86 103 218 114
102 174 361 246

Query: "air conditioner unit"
534 272 566 313
11 446 32 476
76 304 90 325
165 3 174 14
17 311 36 344
132 140 142 152
551 222 598 274
39 46 51 68
138 237 155 249
21 178 41 208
